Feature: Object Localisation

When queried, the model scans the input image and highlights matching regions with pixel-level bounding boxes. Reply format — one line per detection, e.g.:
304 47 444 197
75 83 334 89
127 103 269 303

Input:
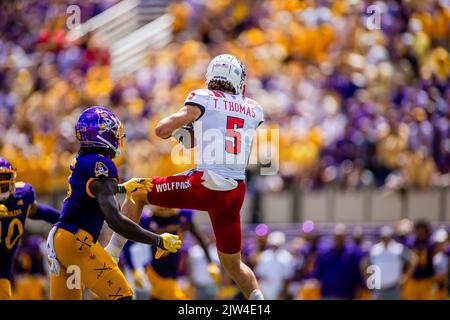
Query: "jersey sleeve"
246 97 264 127
256 103 264 127
82 155 118 198
88 155 118 180
184 89 210 120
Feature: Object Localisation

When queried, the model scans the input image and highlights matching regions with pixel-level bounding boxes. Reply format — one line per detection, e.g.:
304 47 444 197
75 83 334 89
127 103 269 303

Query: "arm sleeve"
86 156 119 198
184 90 210 121
30 203 60 224
22 183 36 205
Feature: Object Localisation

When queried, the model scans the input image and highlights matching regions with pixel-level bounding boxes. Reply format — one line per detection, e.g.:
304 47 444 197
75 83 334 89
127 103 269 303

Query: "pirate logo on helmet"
97 109 115 134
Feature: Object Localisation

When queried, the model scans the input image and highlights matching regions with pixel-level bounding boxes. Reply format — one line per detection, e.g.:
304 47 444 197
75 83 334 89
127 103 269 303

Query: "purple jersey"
56 153 118 241
123 209 193 279
407 239 435 279
0 182 36 280
314 245 362 299
14 235 46 276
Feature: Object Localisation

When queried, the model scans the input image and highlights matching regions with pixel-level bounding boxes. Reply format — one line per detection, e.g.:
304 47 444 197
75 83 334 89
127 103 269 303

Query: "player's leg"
145 265 189 300
49 228 85 300
73 232 133 300
146 171 210 210
13 275 46 300
0 278 12 300
207 190 263 300
217 250 261 299
49 265 82 300
51 227 133 300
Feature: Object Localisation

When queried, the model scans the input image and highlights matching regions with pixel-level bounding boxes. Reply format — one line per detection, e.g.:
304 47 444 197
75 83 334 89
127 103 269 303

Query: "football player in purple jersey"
46 107 181 300
0 157 61 300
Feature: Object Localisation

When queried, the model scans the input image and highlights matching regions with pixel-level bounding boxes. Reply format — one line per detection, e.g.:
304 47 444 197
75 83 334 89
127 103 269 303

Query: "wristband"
116 184 125 194
156 235 163 248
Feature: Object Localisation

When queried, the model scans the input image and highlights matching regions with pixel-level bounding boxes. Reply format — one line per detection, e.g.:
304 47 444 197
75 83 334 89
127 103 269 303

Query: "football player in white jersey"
106 54 265 300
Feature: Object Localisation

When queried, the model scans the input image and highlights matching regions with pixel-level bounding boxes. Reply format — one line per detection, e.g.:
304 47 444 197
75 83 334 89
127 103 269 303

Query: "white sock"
249 289 264 300
105 233 127 262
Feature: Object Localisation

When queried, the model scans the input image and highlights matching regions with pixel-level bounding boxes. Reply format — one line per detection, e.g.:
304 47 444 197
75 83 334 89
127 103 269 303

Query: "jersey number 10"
0 218 24 250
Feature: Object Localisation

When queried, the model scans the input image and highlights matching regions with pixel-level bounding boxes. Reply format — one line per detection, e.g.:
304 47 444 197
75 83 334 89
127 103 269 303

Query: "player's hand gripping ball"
155 233 182 259
172 123 195 149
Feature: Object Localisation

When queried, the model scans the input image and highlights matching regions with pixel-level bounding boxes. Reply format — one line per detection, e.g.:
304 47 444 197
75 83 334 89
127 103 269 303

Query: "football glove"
207 262 221 284
131 269 146 289
118 178 153 204
155 233 182 259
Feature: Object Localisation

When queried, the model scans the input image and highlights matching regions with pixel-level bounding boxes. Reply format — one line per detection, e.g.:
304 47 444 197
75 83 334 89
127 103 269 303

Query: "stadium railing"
66 0 171 48
110 13 174 78
36 187 450 225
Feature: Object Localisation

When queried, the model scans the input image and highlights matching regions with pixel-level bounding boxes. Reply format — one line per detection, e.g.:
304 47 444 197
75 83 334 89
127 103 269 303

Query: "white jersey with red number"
184 89 264 180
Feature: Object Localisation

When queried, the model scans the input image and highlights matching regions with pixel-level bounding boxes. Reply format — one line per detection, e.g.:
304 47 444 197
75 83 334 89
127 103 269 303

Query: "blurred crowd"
166 0 450 192
8 218 450 300
0 0 448 194
1 0 449 301
242 219 449 300
0 0 118 192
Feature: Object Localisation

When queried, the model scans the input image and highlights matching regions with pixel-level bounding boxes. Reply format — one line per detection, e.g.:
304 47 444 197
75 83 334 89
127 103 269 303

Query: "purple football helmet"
75 107 125 157
0 157 16 201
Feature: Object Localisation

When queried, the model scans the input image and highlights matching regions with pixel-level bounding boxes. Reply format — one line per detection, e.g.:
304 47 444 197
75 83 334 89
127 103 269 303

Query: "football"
172 123 195 149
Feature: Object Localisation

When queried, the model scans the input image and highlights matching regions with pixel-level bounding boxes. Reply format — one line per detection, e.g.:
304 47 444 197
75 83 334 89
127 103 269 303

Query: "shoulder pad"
13 182 35 204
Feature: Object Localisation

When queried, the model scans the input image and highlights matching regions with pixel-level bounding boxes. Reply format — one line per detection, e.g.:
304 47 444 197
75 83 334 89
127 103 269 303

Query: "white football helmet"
205 54 246 94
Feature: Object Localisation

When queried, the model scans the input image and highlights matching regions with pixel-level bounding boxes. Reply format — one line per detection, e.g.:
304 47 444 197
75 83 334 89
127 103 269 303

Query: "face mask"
0 172 15 201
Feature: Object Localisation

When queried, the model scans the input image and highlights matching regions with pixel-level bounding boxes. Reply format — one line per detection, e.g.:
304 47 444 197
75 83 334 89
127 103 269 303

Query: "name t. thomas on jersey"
105 54 265 300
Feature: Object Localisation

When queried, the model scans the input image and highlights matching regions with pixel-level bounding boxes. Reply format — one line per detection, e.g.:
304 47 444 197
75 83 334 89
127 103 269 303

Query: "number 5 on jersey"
225 116 244 155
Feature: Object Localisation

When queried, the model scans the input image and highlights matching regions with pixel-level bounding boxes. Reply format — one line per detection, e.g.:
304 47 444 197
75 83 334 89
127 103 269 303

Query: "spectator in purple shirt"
314 224 363 299
403 219 436 299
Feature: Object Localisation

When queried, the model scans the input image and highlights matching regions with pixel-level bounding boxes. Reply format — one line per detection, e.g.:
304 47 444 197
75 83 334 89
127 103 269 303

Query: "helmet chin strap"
96 135 121 157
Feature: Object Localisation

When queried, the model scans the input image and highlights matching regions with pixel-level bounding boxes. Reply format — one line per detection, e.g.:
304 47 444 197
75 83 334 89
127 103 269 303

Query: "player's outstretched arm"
155 105 201 139
28 202 60 224
90 178 181 253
